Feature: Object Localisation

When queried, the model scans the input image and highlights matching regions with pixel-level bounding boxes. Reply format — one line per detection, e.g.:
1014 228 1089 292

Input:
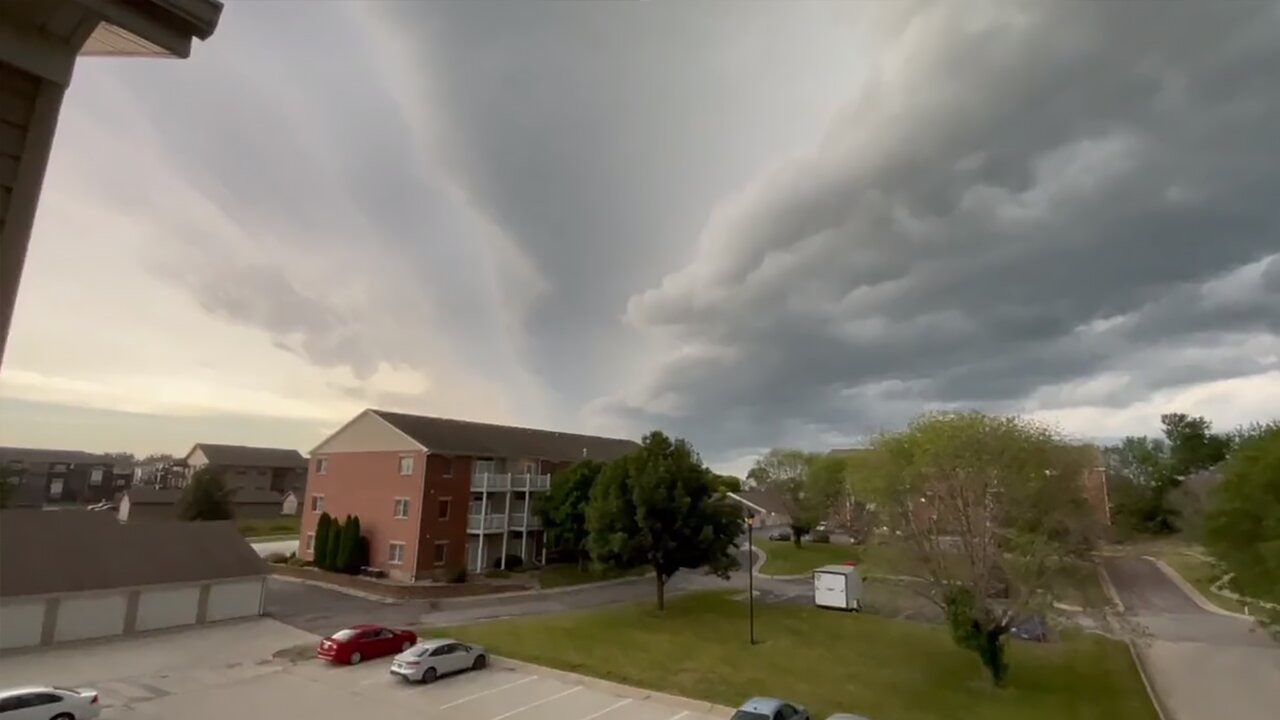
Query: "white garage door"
0 600 45 650
136 585 200 632
54 593 127 642
205 578 263 622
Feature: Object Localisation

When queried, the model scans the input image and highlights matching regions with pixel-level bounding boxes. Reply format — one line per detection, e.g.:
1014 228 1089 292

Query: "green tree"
313 512 334 569
325 517 344 570
1105 436 1178 534
712 474 743 493
748 449 819 547
1203 426 1280 602
587 431 742 610
539 460 603 568
336 515 362 574
861 411 1092 686
178 468 233 521
1162 412 1231 476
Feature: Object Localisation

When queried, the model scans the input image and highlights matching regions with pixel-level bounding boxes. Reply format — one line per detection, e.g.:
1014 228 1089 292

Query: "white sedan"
389 638 488 683
0 686 101 719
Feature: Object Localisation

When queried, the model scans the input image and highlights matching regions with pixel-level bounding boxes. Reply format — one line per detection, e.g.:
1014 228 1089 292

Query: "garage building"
0 511 267 651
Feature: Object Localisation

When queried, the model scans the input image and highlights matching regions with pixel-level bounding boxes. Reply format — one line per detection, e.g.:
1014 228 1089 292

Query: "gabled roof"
0 512 265 598
124 487 284 505
728 490 794 517
0 446 113 466
188 443 307 469
368 409 639 463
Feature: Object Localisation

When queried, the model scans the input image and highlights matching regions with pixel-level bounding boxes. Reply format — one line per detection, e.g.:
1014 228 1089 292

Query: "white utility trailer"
813 563 863 611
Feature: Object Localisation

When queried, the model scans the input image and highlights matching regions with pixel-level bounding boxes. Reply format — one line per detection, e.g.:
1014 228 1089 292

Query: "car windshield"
731 711 771 720
330 629 359 641
409 645 433 657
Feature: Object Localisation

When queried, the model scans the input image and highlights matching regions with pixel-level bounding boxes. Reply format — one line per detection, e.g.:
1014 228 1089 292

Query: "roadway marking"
667 711 690 720
579 698 632 720
489 686 583 720
439 675 538 709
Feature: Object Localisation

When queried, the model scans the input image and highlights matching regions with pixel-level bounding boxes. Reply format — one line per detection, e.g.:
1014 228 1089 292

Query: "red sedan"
317 624 418 665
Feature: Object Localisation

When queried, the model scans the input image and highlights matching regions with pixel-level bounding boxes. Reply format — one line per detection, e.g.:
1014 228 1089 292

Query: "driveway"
1102 555 1280 720
0 617 725 720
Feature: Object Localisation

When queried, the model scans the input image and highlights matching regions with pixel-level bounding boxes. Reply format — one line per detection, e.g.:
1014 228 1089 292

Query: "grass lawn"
237 515 299 539
433 591 1157 720
754 540 864 575
1157 552 1249 614
1046 559 1110 610
536 564 648 589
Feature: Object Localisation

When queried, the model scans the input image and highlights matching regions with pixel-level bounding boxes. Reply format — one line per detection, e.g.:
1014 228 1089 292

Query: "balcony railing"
510 515 543 530
467 515 507 532
470 473 551 492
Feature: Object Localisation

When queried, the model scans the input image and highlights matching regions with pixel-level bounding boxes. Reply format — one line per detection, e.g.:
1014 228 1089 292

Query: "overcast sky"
2 0 1278 474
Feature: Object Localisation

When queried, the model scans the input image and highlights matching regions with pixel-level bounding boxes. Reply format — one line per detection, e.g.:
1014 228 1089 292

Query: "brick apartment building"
183 443 308 495
300 409 639 582
0 446 132 507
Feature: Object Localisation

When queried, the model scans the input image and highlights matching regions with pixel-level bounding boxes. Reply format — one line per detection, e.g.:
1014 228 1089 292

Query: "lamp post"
746 510 756 645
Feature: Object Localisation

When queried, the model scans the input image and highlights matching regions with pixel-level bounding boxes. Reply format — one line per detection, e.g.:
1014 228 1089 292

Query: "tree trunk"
655 569 665 611
792 530 802 550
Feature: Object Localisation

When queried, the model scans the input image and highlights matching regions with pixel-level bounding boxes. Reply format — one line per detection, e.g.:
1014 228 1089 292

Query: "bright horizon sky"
2 1 1278 476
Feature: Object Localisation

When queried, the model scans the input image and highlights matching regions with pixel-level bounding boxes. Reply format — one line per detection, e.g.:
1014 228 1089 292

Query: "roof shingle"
0 511 266 598
189 444 307 468
370 409 639 463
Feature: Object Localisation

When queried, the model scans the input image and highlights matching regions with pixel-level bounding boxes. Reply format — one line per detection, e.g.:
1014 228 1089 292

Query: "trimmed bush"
314 513 333 569
325 519 343 570
494 554 524 571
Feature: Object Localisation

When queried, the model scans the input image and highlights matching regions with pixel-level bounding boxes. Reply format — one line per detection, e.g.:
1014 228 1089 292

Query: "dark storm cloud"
606 1 1280 453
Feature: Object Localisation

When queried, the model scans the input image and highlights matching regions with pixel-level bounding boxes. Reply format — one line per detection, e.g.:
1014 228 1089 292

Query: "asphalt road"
1101 555 1279 720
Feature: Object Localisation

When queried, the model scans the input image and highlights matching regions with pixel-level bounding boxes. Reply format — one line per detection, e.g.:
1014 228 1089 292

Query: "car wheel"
421 667 438 684
349 652 362 665
51 714 74 720
402 640 411 651
472 654 487 670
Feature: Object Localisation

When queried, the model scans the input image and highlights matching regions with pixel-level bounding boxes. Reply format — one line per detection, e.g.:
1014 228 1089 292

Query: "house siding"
300 450 426 582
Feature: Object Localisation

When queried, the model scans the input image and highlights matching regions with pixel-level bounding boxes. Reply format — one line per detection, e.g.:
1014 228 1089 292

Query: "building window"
51 463 67 473
114 475 126 487
434 541 448 566
388 542 406 565
474 458 495 476
89 468 104 486
306 533 316 553
438 498 451 520
49 478 64 499
393 497 410 519
310 494 324 513
315 457 328 475
398 456 414 476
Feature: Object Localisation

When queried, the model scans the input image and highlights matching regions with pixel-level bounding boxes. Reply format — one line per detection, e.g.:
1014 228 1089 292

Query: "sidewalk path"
1102 555 1279 720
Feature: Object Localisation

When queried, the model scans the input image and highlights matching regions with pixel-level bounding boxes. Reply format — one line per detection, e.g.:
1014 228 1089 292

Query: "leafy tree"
178 468 233 521
861 411 1092 686
1161 412 1231 477
1203 426 1280 602
587 431 743 610
539 460 603 568
325 517 344 570
313 512 333 569
712 474 743 493
1105 436 1178 534
749 449 820 547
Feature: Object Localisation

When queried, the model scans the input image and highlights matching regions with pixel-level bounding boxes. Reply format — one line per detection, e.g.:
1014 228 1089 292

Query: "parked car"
731 697 809 720
316 625 417 665
0 685 101 719
389 638 488 683
768 530 792 542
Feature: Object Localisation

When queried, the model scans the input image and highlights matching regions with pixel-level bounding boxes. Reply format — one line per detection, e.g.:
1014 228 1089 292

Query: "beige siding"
313 410 423 454
186 446 209 468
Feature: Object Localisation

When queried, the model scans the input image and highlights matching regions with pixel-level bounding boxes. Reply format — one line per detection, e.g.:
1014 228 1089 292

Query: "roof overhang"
78 0 223 58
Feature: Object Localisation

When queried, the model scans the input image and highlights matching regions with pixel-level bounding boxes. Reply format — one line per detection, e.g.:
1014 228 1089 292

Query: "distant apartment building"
300 409 639 581
132 458 189 489
183 443 308 495
0 446 132 507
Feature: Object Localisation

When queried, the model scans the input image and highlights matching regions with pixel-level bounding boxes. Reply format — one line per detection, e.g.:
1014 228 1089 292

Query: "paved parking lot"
0 618 726 720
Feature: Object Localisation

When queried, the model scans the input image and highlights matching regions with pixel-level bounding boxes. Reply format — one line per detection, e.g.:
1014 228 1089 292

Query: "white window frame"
398 455 414 476
388 542 406 565
310 494 324 513
393 497 410 519
51 463 68 473
306 532 316 553
473 458 495 476
89 468 104 486
48 478 64 499
315 457 328 475
438 497 451 520
433 541 448 566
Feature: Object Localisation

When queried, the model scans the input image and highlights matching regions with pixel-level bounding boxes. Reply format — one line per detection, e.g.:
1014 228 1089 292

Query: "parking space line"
489 686 582 720
439 675 538 709
579 698 633 720
667 711 690 720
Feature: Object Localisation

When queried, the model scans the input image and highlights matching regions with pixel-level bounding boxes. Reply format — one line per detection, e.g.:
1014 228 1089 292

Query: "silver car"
389 638 487 683
0 686 101 719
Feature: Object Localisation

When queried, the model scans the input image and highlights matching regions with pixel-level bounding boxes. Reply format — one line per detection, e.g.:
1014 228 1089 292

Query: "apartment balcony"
470 473 551 492
467 515 507 533
509 514 543 531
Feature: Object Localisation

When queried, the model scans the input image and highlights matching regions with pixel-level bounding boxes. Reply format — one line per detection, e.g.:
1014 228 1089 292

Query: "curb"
1144 555 1255 621
493 656 735 718
1095 560 1126 613
270 573 402 604
1126 640 1170 720
434 573 655 606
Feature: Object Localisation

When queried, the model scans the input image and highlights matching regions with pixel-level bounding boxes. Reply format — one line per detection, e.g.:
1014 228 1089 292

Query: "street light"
746 510 756 645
